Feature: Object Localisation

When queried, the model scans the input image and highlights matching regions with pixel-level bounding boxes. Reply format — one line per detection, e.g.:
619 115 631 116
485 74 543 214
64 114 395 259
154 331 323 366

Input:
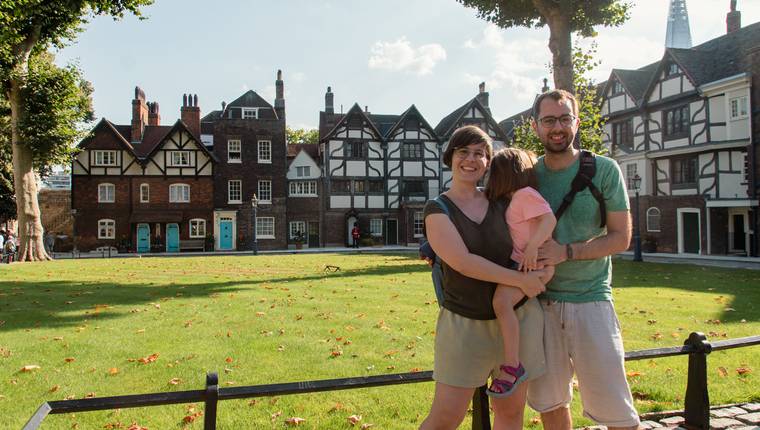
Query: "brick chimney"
147 102 160 126
131 86 148 143
325 86 334 114
180 93 201 138
476 82 489 109
275 69 285 119
727 0 741 33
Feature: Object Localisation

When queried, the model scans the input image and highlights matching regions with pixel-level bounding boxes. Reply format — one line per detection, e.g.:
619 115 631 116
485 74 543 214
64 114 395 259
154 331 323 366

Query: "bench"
179 239 205 252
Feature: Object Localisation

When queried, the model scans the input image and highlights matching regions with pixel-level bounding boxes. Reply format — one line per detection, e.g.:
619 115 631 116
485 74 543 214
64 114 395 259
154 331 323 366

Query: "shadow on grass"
612 260 760 323
0 261 431 333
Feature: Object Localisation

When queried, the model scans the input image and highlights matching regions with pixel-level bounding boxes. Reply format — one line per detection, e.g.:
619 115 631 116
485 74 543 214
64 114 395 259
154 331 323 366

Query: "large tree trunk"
8 32 50 262
534 0 574 91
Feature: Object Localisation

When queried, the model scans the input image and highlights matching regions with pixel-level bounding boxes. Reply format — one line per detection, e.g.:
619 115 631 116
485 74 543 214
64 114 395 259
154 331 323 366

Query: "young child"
484 147 556 398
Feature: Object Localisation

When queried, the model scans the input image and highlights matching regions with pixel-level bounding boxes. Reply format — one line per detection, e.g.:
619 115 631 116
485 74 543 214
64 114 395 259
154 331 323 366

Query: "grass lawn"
0 253 758 429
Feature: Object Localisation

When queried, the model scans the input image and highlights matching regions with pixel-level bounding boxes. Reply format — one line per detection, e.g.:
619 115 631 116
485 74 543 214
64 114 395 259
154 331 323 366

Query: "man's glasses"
453 148 487 160
537 114 576 128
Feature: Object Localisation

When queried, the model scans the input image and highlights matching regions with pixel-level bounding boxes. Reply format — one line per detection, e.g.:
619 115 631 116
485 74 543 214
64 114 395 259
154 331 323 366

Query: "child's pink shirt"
506 186 553 263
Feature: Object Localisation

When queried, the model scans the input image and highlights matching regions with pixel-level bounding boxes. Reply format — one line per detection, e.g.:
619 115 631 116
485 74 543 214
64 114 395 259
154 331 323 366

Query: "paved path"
576 403 760 429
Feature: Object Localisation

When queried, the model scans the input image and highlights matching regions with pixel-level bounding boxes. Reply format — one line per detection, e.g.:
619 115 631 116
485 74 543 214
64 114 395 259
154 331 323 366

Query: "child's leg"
492 285 526 376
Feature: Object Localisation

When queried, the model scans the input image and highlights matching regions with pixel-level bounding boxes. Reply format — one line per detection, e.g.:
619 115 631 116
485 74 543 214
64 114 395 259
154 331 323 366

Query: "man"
529 89 640 430
351 223 360 248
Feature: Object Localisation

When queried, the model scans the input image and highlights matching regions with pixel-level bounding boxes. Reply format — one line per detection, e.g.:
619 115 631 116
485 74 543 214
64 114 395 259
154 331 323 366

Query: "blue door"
220 220 233 250
136 224 150 253
166 223 180 252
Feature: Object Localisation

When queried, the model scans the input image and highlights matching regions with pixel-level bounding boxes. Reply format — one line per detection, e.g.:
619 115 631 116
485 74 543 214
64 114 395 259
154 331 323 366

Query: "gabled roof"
605 65 658 104
141 120 217 164
321 103 385 142
385 105 440 142
319 111 344 140
287 143 319 160
201 110 222 123
132 125 173 158
434 99 471 137
368 114 401 138
226 90 274 109
498 108 532 139
78 118 132 151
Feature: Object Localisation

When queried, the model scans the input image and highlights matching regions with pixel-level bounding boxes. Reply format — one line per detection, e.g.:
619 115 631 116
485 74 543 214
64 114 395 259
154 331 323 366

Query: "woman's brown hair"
485 148 538 201
442 125 493 168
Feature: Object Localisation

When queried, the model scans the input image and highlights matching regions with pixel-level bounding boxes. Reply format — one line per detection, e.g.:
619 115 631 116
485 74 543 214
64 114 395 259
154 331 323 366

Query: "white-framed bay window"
169 184 190 203
289 181 317 197
98 183 115 203
256 217 275 239
189 218 206 238
98 219 115 239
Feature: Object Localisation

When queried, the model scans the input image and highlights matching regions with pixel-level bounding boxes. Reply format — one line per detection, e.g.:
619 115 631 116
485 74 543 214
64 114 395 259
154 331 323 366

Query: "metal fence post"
471 385 491 430
684 332 711 430
204 372 219 430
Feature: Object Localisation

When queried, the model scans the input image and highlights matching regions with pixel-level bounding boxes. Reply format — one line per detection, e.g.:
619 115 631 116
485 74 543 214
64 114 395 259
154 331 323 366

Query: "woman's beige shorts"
433 298 545 388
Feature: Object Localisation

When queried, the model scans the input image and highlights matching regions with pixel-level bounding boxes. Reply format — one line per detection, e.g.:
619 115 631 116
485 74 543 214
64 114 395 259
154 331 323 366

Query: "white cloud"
368 37 447 76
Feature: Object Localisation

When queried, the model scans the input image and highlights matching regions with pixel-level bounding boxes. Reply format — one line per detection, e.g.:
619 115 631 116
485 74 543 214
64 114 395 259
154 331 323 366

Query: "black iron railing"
23 333 760 430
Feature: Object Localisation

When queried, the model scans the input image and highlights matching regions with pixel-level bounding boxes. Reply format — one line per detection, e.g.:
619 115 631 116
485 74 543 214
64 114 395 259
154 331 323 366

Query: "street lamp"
70 208 78 257
251 193 258 255
632 174 642 262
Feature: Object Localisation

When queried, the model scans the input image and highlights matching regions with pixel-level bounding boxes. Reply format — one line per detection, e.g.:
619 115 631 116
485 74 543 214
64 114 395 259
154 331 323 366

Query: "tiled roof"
498 108 532 139
287 143 319 161
434 99 470 137
227 90 274 109
201 110 222 122
131 125 173 157
369 114 401 138
613 66 657 102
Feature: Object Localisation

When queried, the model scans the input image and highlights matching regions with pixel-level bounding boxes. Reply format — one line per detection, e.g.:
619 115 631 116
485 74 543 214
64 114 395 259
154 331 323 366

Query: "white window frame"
168 151 191 167
258 180 272 204
625 163 638 191
256 217 275 239
97 219 115 239
288 181 317 197
169 183 190 203
729 96 748 120
413 211 424 238
370 219 383 237
140 183 149 203
646 207 662 232
258 140 272 164
189 218 206 238
227 139 242 163
93 150 117 166
242 108 258 119
228 180 242 204
98 183 115 203
289 221 306 239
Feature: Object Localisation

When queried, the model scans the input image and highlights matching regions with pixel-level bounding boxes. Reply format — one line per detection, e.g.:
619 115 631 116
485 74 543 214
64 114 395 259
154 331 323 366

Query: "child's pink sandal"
486 363 527 398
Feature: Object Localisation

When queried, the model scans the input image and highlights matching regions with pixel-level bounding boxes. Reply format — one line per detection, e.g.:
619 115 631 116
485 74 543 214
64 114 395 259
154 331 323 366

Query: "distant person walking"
4 235 16 263
351 223 360 248
44 231 55 255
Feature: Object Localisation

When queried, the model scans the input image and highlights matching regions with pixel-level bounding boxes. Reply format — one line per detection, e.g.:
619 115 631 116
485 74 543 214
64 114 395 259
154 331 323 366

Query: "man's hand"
520 243 539 272
518 271 546 298
538 239 567 266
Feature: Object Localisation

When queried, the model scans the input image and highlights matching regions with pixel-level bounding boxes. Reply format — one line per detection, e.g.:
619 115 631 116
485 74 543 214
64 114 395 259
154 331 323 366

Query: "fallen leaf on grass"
85 392 96 398
650 332 663 340
626 371 642 377
330 402 345 412
168 378 181 385
330 350 343 358
361 424 374 429
183 411 203 423
64 357 75 363
632 391 650 400
271 411 283 421
126 424 148 430
20 365 41 372
736 367 752 376
530 417 541 425
137 353 159 364
225 357 233 363
717 367 728 377
285 417 306 426
347 415 362 425
109 368 119 375
49 385 60 392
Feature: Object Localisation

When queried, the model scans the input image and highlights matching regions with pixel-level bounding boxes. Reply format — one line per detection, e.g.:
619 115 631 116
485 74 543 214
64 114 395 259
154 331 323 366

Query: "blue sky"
55 0 760 131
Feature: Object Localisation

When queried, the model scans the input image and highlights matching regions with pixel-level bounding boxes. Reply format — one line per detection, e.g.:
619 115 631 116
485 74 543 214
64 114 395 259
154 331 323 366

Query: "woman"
420 126 546 430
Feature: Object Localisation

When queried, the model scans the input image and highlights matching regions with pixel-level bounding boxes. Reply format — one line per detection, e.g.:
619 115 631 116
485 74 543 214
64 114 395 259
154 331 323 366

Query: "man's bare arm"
538 210 631 265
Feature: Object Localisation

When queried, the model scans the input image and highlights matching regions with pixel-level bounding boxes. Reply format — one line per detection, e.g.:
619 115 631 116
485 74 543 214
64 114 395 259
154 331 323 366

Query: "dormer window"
169 151 191 167
93 150 117 166
612 81 625 95
666 62 679 77
242 108 258 119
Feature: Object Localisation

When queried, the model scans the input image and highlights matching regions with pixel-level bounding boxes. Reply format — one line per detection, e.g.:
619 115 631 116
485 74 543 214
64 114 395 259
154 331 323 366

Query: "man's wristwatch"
565 243 573 261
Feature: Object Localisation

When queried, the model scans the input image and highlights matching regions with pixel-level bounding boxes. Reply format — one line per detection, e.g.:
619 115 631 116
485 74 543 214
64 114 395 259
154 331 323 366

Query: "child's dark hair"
485 148 538 201
442 125 493 168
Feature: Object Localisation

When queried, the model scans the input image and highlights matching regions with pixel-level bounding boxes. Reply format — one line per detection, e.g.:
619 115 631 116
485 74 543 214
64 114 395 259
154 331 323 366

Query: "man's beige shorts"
527 300 640 428
433 298 545 388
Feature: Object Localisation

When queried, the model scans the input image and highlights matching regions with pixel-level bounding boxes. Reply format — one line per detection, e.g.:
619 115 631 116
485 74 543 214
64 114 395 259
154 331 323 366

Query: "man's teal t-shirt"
536 153 630 302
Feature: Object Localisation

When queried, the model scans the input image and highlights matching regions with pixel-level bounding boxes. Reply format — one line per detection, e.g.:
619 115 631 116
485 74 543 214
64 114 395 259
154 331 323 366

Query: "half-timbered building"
602 11 759 256
72 87 215 252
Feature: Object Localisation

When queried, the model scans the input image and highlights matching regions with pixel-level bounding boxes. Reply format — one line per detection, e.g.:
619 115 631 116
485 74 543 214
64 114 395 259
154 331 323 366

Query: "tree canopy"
457 0 630 90
286 127 319 145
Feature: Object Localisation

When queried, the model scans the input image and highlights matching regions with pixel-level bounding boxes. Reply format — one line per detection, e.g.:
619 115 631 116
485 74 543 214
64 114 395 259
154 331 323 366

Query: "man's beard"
542 130 574 153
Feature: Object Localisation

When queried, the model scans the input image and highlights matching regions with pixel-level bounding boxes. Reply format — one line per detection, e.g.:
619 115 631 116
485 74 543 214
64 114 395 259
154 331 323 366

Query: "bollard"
204 372 219 430
683 332 711 430
471 385 491 430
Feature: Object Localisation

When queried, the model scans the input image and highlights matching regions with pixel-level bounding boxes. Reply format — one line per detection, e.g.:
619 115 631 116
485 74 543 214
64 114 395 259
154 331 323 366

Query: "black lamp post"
251 193 258 255
70 208 78 257
632 174 643 262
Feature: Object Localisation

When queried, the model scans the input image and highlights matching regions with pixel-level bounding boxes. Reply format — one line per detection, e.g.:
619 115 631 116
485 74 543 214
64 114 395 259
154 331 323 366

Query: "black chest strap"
553 150 607 228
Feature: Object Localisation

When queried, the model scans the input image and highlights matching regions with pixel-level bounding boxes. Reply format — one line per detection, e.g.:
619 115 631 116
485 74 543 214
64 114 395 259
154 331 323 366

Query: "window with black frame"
331 180 351 193
612 119 633 150
401 142 423 160
663 105 689 139
403 180 426 197
671 155 697 187
368 179 384 193
345 141 364 159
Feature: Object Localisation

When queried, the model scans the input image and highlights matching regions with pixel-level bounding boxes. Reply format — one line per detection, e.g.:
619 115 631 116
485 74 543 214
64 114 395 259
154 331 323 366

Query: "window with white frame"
258 180 272 203
413 211 424 238
228 180 242 203
730 96 748 120
94 150 117 166
169 151 191 167
256 217 275 238
242 108 258 119
646 207 661 232
258 140 272 163
626 164 638 191
189 219 206 238
370 219 383 237
140 183 149 203
296 166 310 177
228 139 241 163
289 181 317 196
98 183 115 203
169 184 190 203
289 221 306 239
98 219 115 239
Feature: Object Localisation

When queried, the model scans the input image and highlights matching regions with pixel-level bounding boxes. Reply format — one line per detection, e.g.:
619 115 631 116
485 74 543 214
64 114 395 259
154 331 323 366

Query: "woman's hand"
518 271 546 298
420 255 434 268
520 243 539 272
